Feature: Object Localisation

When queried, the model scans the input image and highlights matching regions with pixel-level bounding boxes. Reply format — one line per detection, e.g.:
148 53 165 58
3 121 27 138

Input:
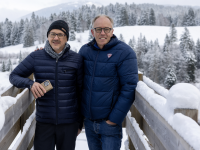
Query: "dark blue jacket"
79 35 138 125
9 47 83 127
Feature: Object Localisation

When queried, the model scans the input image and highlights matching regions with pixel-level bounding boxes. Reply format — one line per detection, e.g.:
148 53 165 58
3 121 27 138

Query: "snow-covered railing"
0 74 35 150
126 73 200 150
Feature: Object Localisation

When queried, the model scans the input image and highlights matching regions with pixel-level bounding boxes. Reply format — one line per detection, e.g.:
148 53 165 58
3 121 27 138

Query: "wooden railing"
0 75 35 150
126 73 199 150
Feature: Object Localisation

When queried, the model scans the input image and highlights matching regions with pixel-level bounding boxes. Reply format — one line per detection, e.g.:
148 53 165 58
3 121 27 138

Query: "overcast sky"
1 0 200 22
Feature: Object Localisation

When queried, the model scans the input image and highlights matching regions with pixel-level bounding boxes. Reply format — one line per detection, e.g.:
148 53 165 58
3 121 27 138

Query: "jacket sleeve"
9 52 35 89
108 49 139 125
76 55 84 130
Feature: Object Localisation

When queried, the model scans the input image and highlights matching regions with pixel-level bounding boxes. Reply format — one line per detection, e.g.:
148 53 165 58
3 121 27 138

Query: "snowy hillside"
0 25 200 93
21 0 102 20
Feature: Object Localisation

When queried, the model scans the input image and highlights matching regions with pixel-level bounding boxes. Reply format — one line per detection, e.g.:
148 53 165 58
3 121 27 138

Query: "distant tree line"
126 25 200 89
0 3 200 48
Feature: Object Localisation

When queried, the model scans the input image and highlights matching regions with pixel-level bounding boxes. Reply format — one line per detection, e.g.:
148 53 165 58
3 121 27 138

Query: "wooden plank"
126 115 149 150
0 89 34 145
134 91 194 150
131 104 143 130
0 119 21 150
138 73 143 81
1 86 20 97
174 108 198 123
15 118 36 150
129 136 135 150
143 118 166 150
21 100 35 132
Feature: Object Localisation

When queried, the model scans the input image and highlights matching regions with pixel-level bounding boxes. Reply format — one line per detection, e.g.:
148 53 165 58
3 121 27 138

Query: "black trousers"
34 121 79 150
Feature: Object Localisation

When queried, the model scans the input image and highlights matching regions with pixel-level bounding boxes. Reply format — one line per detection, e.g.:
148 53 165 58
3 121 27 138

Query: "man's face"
91 16 114 49
48 29 67 53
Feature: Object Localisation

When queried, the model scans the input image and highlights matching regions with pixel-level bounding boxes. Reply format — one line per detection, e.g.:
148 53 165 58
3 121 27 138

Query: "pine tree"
129 12 137 26
4 19 13 46
1 61 6 72
23 23 35 48
137 11 149 25
119 34 125 42
70 13 76 31
18 19 25 44
196 39 200 69
18 51 23 64
10 22 19 45
163 34 170 52
187 8 195 26
164 65 177 89
0 24 5 47
185 51 196 82
6 59 11 71
114 3 122 27
128 39 134 50
76 13 83 33
169 24 177 44
149 8 156 25
119 6 129 26
69 30 76 41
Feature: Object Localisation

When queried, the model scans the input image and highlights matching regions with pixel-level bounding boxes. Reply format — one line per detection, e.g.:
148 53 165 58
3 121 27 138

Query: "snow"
136 81 200 150
0 72 12 93
143 76 169 98
12 110 36 150
0 98 5 131
127 111 151 150
0 96 17 112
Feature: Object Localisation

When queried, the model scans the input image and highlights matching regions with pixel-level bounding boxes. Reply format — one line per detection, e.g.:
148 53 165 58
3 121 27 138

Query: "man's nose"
100 29 106 34
54 35 59 39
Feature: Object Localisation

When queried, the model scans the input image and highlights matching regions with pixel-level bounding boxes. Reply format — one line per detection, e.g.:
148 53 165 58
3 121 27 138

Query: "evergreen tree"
128 39 134 50
18 19 25 44
10 22 19 45
137 11 149 25
70 13 76 31
76 13 83 33
114 3 122 27
119 6 129 26
129 12 137 26
169 24 177 44
149 8 156 25
164 65 177 89
6 59 11 71
187 8 195 26
196 39 200 69
4 19 13 46
119 34 125 42
0 24 5 47
18 51 23 64
69 30 76 41
23 23 35 48
1 61 6 72
163 34 170 52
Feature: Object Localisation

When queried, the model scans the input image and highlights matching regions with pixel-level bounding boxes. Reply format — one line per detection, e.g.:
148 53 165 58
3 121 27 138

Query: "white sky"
0 0 200 22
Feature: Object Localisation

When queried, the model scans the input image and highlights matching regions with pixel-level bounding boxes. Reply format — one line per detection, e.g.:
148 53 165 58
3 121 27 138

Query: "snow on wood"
126 111 151 150
12 110 35 150
143 76 169 98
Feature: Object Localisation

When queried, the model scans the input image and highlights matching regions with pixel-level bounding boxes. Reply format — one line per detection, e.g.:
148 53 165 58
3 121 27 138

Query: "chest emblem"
107 53 112 58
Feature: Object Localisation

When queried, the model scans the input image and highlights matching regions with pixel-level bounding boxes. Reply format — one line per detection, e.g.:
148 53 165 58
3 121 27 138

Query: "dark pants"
34 121 79 150
84 118 122 150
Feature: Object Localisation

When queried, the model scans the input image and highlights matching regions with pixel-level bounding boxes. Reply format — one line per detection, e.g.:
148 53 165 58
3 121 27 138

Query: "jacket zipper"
89 50 100 119
55 58 58 124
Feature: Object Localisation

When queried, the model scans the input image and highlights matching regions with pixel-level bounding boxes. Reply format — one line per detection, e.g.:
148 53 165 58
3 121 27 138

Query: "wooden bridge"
0 73 199 150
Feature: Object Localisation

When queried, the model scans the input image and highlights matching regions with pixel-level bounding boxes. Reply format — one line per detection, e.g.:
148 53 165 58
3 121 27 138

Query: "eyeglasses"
93 27 112 33
49 32 66 38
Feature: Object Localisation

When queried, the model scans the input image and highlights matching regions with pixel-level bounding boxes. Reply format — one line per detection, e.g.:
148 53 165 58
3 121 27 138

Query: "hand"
34 47 43 51
77 129 82 136
31 82 46 99
106 120 117 126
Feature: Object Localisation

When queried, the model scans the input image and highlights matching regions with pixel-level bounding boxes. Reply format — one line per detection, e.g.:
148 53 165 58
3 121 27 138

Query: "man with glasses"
79 15 138 150
9 20 83 150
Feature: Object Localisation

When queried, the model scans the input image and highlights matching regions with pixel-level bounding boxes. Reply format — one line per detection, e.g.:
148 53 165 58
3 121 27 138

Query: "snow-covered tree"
149 8 156 25
119 6 129 26
18 19 25 44
137 11 149 25
6 59 12 71
128 39 134 50
196 39 200 69
76 13 83 33
4 18 12 46
70 13 76 31
10 22 19 45
169 24 177 44
119 34 125 42
23 23 34 48
187 8 195 26
163 34 170 52
18 51 23 64
69 30 76 41
164 65 177 89
1 61 6 72
0 24 5 47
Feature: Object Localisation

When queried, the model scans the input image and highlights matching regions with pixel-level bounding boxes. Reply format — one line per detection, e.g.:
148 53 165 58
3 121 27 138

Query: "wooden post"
174 108 198 123
138 72 143 81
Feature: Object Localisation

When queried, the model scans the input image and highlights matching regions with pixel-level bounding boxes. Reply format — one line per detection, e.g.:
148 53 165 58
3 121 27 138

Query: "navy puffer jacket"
79 35 138 125
9 47 83 126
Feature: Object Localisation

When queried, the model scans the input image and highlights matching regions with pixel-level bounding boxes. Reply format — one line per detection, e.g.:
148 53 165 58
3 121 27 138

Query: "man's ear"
91 29 94 37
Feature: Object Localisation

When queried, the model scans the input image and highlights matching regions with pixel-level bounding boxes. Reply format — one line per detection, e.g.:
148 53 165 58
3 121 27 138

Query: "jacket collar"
88 34 119 51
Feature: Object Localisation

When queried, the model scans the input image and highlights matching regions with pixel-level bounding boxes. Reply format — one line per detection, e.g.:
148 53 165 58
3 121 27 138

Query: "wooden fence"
126 73 199 150
0 73 199 150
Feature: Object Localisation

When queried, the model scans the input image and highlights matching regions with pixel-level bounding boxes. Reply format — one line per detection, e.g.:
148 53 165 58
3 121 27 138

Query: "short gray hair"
91 14 114 28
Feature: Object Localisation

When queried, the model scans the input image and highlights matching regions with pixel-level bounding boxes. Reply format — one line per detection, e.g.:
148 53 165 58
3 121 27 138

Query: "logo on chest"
107 53 112 58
